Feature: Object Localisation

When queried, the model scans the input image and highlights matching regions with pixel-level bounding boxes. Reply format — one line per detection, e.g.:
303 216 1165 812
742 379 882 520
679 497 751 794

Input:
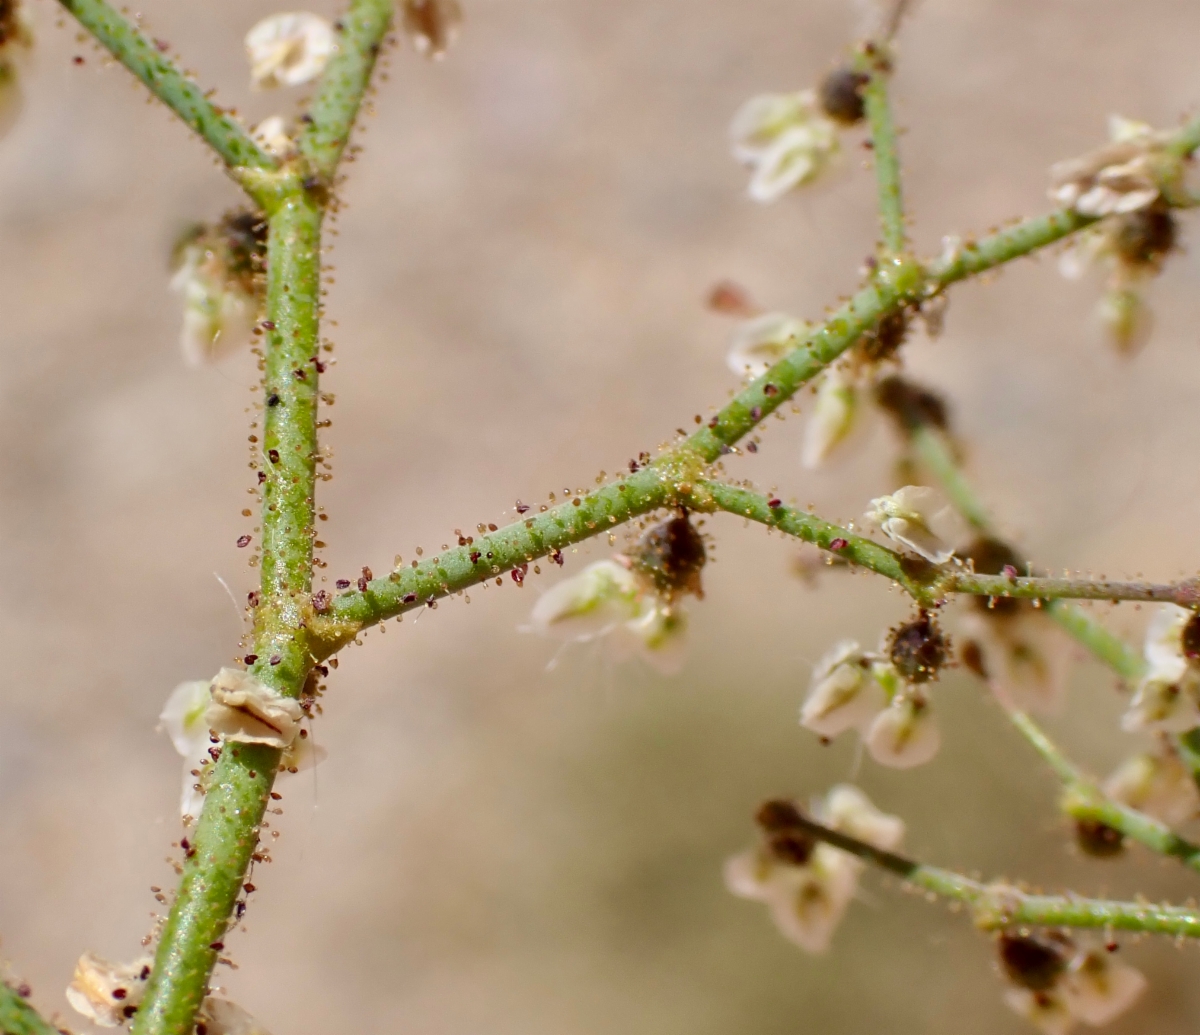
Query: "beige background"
2 0 1200 1032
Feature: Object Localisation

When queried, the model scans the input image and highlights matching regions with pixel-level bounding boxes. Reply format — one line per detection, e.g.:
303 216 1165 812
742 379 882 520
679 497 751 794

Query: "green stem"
54 0 275 174
790 813 1200 938
299 0 395 182
911 425 1146 681
944 571 1200 607
0 983 59 1035
1008 711 1200 873
861 62 907 255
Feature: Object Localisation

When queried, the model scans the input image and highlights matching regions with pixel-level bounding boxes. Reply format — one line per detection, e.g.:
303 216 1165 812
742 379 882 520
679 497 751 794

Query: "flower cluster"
529 512 705 674
1122 604 1200 734
800 611 947 768
956 537 1071 715
66 952 271 1031
169 210 267 366
996 932 1145 1035
160 668 323 824
724 786 903 952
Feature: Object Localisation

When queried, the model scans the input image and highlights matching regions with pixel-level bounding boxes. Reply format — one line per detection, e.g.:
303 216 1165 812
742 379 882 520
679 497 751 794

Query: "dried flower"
725 786 902 952
730 90 841 203
800 640 887 737
66 952 152 1027
864 484 963 563
245 12 336 89
170 211 266 366
1049 116 1172 217
726 312 810 377
1104 748 1200 826
206 668 304 747
401 0 462 59
801 366 862 469
864 689 940 768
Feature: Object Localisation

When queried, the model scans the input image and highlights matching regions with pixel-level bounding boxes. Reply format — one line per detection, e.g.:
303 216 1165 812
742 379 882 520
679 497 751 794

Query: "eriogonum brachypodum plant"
5 2 1200 1034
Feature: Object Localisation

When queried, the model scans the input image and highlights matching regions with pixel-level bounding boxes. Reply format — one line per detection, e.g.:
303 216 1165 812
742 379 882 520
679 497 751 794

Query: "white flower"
530 559 642 640
726 312 810 377
621 598 688 675
800 640 887 738
1122 668 1200 734
1104 749 1200 826
245 12 336 89
251 115 295 157
818 783 905 851
206 668 304 747
1060 950 1146 1027
1143 603 1195 671
1049 116 1170 217
401 0 462 59
864 690 940 768
864 485 963 563
724 786 902 952
959 611 1071 715
1003 987 1076 1035
66 952 153 1028
198 998 274 1035
730 90 841 203
160 679 217 822
801 366 861 469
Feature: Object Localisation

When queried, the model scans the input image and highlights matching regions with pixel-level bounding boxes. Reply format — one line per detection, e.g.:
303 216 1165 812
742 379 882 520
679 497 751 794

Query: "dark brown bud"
960 639 987 679
857 309 910 364
889 610 949 683
1182 612 1200 661
818 68 869 125
628 511 706 601
1074 818 1125 858
997 933 1070 991
767 830 815 866
873 375 950 436
755 798 804 832
1112 204 1176 270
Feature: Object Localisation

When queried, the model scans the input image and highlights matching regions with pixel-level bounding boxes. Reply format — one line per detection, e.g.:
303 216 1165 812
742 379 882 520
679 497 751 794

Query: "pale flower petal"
160 679 215 758
245 12 336 89
1061 950 1146 1027
251 115 295 157
206 668 303 748
864 484 963 563
280 731 327 773
729 91 819 163
819 783 905 851
730 89 841 202
763 845 859 953
960 611 1071 715
529 559 642 641
864 692 940 768
1104 750 1200 826
621 599 687 675
726 312 809 377
66 953 153 1028
1143 603 1194 671
1003 987 1076 1035
800 640 887 738
1121 663 1200 734
801 367 860 469
198 997 274 1035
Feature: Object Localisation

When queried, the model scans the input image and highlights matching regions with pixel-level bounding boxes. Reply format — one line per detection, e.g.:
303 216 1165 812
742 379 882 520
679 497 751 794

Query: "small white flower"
401 0 462 59
198 997 274 1035
530 559 642 640
801 366 861 469
800 640 887 738
725 785 902 952
251 115 295 157
621 598 688 675
1060 949 1146 1027
1143 603 1195 671
864 690 940 768
160 679 217 822
730 90 840 203
1122 666 1200 734
66 952 153 1028
726 312 810 377
864 484 963 563
959 610 1071 715
206 668 304 748
1050 116 1170 217
1104 749 1200 826
1003 986 1076 1035
245 12 336 89
818 783 905 851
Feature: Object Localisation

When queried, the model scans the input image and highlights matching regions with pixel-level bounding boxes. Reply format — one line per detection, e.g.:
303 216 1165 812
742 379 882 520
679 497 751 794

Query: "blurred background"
2 0 1200 1031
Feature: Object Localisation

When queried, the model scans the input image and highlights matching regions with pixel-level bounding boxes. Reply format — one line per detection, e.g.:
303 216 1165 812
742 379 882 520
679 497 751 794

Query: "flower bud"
856 309 910 365
998 933 1070 992
817 68 869 125
864 691 940 768
873 375 950 438
888 610 948 684
628 511 706 601
801 367 860 469
1074 818 1124 858
1112 204 1176 269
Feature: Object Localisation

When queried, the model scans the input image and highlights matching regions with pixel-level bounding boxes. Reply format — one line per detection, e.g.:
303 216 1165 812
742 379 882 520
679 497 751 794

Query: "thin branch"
299 0 395 181
945 571 1200 607
860 57 907 254
1007 711 1200 873
789 812 1200 938
0 982 60 1035
54 0 276 174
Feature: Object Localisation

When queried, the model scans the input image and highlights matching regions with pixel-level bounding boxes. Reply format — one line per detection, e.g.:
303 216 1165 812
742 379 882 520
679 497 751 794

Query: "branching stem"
861 56 907 254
